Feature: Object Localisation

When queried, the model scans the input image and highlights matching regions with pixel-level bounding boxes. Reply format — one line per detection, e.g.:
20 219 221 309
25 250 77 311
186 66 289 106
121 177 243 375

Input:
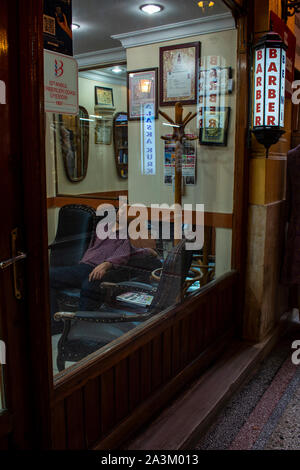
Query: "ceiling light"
140 4 164 15
197 1 215 12
112 66 123 73
71 23 80 31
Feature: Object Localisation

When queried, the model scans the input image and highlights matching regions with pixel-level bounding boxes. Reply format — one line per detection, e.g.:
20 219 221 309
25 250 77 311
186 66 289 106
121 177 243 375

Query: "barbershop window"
45 0 237 376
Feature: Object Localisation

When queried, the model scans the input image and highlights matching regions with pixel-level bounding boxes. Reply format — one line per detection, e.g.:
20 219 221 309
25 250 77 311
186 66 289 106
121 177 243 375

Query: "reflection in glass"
0 338 5 410
58 106 89 182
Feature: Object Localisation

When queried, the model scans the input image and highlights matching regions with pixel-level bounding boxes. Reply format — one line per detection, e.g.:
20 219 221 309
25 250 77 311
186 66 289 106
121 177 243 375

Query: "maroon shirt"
80 234 150 268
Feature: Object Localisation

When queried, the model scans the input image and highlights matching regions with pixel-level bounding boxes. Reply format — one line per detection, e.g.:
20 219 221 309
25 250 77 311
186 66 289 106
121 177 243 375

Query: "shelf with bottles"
113 112 128 179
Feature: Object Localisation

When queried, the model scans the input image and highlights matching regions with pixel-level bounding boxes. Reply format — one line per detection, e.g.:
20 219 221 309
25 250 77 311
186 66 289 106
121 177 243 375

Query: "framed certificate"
127 68 158 120
199 107 230 146
95 86 114 106
159 42 200 107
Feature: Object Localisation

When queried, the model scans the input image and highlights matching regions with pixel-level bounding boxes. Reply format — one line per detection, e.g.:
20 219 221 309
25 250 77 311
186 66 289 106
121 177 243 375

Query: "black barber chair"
55 239 192 371
49 204 162 334
49 204 97 333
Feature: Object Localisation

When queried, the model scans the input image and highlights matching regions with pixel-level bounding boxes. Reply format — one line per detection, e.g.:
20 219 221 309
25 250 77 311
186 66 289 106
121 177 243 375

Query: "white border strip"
111 13 235 49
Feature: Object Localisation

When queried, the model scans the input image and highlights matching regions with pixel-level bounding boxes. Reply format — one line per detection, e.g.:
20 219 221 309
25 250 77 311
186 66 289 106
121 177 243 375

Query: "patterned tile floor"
196 313 300 450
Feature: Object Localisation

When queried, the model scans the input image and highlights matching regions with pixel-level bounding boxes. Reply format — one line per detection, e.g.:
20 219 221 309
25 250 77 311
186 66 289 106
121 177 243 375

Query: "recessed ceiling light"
112 66 123 73
71 23 80 31
140 4 164 15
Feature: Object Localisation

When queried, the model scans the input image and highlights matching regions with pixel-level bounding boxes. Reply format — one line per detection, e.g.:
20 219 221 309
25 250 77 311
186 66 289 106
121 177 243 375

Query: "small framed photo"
199 107 230 146
127 68 158 120
95 86 114 106
159 42 200 107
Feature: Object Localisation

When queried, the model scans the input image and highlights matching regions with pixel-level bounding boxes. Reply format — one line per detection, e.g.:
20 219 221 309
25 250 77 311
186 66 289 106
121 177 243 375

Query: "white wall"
126 29 237 276
127 29 237 214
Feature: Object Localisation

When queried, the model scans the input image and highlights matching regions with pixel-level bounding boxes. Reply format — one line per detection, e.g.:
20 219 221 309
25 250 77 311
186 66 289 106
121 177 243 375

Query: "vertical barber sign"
253 46 285 127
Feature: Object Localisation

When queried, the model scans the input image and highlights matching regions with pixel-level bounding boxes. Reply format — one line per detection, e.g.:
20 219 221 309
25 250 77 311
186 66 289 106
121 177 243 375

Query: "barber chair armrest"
54 310 151 323
100 281 156 301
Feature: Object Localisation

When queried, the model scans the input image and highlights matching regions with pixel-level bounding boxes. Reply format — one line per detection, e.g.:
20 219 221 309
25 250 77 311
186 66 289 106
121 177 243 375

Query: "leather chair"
49 204 97 333
49 204 162 334
55 239 192 371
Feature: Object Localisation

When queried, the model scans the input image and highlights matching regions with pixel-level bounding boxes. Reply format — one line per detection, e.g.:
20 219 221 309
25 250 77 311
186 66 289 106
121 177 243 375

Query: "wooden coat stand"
159 102 215 292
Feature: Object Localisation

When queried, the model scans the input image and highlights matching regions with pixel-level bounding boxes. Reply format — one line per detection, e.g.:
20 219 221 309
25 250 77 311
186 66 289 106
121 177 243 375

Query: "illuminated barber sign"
252 32 287 157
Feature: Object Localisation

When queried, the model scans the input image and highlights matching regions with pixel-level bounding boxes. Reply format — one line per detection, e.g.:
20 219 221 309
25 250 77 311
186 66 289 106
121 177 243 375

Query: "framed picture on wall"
127 68 158 120
159 42 200 107
95 86 114 106
199 107 230 146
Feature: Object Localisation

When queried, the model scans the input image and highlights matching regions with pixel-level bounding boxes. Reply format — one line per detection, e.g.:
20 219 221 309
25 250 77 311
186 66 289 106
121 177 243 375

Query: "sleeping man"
50 204 160 329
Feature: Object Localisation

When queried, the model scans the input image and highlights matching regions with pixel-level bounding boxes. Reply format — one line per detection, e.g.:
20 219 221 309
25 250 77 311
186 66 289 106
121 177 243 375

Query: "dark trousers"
50 263 130 314
50 263 101 312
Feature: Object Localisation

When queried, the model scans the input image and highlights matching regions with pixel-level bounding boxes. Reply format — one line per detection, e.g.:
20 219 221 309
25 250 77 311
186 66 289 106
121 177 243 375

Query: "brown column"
243 0 292 341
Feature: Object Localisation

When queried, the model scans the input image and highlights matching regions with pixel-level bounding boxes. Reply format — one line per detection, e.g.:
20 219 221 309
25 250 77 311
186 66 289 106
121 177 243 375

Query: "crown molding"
111 13 235 49
75 47 126 68
79 69 126 86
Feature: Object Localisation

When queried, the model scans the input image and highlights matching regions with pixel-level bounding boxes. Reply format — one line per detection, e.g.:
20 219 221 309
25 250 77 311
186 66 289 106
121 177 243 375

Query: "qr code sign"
43 14 56 36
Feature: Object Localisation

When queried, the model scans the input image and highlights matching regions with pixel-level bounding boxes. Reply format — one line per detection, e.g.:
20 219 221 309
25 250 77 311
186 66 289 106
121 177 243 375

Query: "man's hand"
89 262 112 281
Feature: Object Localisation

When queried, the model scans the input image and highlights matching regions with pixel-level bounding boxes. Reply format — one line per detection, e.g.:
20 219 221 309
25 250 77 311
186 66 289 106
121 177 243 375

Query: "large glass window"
45 0 237 376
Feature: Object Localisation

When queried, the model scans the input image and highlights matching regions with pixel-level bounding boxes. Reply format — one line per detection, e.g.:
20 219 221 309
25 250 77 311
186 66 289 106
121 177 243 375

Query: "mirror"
58 105 89 182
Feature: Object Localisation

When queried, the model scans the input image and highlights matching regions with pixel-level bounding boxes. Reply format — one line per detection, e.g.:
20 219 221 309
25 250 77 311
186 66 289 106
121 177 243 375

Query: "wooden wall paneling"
128 350 141 412
65 389 85 450
219 288 227 332
191 306 200 358
180 317 190 369
101 368 115 436
162 328 172 383
198 305 206 355
0 435 9 450
93 327 236 450
202 302 210 349
151 335 163 391
172 321 182 375
224 286 232 327
83 378 102 448
140 343 152 401
115 358 129 422
51 272 238 449
51 400 67 450
211 293 218 339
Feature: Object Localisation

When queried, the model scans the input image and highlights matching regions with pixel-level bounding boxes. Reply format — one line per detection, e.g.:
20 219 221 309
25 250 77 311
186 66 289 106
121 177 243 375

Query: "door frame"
14 0 52 448
0 0 52 449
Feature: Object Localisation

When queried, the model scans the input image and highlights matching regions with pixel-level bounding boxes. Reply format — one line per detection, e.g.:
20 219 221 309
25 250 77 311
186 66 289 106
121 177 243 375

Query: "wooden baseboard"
125 314 292 450
93 328 235 450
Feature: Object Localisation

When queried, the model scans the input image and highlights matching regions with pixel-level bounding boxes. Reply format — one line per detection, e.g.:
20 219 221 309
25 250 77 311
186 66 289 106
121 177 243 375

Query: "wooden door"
0 0 52 449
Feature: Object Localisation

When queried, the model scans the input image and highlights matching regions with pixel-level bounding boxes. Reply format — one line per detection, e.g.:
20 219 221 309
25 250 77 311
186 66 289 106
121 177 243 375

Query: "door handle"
0 252 27 270
0 228 27 300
